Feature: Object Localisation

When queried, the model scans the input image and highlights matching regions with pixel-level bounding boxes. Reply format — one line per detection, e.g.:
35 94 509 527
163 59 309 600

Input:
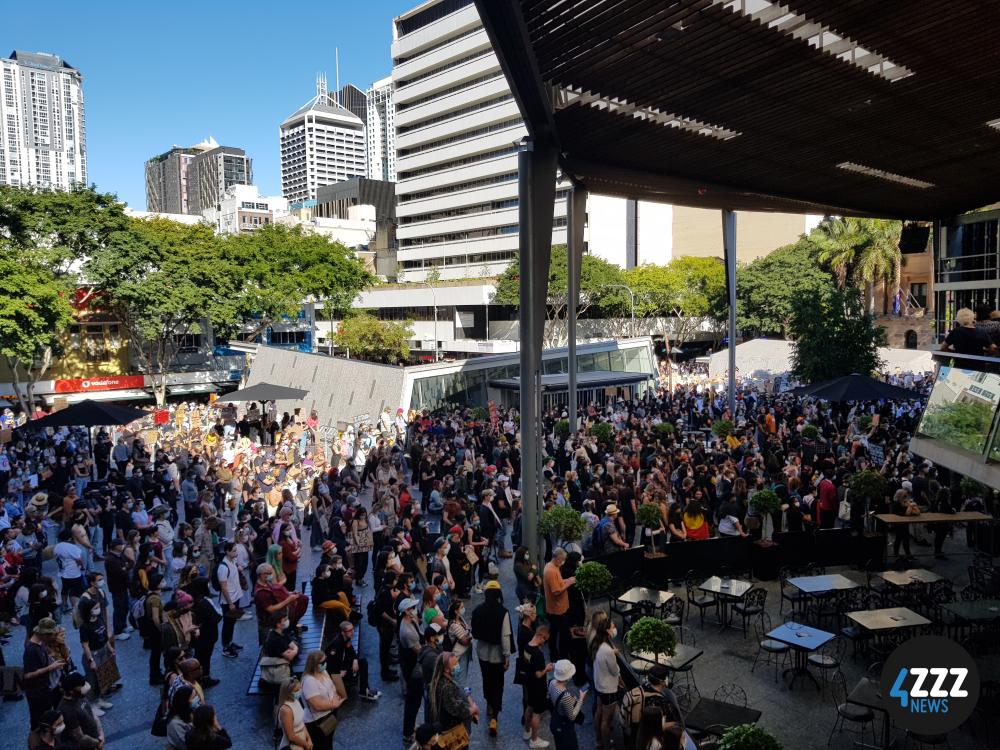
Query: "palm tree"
854 219 903 315
811 216 866 288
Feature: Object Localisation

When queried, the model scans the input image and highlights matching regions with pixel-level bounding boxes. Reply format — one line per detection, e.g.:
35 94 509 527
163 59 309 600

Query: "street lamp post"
421 280 439 362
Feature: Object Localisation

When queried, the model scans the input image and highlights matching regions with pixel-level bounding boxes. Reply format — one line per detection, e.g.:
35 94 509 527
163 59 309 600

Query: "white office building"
0 50 86 189
365 76 396 183
280 77 367 204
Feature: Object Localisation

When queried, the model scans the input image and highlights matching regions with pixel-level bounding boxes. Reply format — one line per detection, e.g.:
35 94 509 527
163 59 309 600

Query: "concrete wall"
244 345 408 431
671 206 812 263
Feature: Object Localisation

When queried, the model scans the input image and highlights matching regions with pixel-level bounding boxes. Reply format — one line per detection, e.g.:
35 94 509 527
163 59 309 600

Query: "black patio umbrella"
15 399 147 431
216 383 308 403
787 373 923 402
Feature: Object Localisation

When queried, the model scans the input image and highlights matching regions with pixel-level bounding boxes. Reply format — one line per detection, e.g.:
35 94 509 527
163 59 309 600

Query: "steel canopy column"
566 186 586 434
723 209 737 418
518 138 558 565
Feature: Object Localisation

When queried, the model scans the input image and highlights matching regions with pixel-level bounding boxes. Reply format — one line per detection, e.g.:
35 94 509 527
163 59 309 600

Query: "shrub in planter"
850 469 887 504
653 422 675 439
470 406 489 421
712 419 735 439
574 561 613 600
718 724 782 750
538 505 587 545
591 421 614 446
554 419 570 442
636 502 665 553
749 489 782 541
800 424 819 441
624 616 677 661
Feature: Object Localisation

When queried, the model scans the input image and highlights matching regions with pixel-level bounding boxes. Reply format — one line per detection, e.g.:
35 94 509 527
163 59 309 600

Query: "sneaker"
239 612 254 621
489 718 498 736
360 689 380 701
92 707 106 718
115 632 131 641
97 699 113 709
124 625 135 633
529 740 549 749
223 647 239 659
229 642 244 651
523 729 533 740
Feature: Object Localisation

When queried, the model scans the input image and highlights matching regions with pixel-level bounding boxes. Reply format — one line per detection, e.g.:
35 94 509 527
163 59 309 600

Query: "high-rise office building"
279 76 367 205
338 84 368 124
145 137 252 214
0 50 87 189
392 0 568 281
366 77 396 183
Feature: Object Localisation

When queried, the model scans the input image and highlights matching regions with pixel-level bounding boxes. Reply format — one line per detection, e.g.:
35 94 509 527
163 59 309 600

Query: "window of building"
270 330 306 345
174 333 202 351
910 282 928 309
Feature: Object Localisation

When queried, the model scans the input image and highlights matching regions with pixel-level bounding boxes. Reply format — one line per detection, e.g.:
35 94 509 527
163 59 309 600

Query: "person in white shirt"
53 529 84 613
300 650 345 750
217 542 246 658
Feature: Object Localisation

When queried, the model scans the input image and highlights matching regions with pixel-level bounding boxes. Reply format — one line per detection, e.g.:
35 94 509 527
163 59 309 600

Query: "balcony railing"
936 252 1000 283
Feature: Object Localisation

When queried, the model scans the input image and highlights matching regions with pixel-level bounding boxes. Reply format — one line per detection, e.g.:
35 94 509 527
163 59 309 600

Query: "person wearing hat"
57 672 104 750
645 664 685 731
397 595 424 743
471 579 512 737
594 504 629 557
22 618 65 729
548 660 587 750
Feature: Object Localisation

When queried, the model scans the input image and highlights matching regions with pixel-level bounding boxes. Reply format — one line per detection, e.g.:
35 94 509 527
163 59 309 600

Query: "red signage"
54 375 146 394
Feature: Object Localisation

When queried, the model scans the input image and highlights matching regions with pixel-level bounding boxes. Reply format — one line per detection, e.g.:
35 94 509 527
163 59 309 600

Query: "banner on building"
54 375 146 394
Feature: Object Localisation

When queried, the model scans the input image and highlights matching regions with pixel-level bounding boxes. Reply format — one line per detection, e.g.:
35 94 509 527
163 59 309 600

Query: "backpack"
366 593 382 626
210 559 228 594
590 518 611 552
621 686 665 725
129 593 148 632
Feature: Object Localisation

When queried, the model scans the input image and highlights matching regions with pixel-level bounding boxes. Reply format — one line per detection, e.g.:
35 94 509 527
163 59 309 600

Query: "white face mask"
80 683 91 696
53 724 66 735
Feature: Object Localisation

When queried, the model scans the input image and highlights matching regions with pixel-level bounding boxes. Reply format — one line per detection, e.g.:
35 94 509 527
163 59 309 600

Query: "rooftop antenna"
335 48 340 106
316 71 327 98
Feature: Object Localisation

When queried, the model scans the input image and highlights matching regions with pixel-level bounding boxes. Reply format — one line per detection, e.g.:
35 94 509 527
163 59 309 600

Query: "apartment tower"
366 76 396 182
0 50 87 189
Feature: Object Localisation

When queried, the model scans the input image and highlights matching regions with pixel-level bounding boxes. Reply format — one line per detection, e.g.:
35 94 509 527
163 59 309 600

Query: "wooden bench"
247 583 361 696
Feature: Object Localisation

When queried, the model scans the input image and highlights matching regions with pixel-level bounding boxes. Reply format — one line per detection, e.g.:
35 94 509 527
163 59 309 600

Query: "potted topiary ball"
554 419 570 442
538 505 588 549
591 421 614 446
574 561 613 609
624 616 677 666
749 489 782 542
712 419 735 440
636 502 666 556
718 724 782 750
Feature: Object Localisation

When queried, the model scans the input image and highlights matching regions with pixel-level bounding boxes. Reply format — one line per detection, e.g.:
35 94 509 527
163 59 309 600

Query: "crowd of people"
0 356 991 750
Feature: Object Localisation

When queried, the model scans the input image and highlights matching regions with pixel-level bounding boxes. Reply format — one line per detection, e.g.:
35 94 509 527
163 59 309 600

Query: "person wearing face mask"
27 707 66 750
165 684 195 750
300 651 344 750
253 563 308 646
471 580 512 737
57 672 104 750
261 611 299 688
590 617 622 750
77 599 115 717
276 677 312 750
279 522 302 592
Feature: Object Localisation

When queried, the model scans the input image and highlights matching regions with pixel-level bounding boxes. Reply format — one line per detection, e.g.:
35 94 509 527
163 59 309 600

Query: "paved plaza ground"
1 522 993 750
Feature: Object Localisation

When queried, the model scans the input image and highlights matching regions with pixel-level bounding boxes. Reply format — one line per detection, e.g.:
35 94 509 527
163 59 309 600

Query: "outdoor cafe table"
879 569 944 587
846 677 892 750
766 621 835 691
630 643 703 673
683 697 762 736
699 576 752 630
846 607 930 632
616 586 675 608
941 598 1000 625
787 573 861 594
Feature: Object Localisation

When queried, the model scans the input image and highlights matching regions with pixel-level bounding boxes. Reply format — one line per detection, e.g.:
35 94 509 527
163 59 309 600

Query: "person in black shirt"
942 308 995 356
374 573 401 682
325 620 378 700
518 624 552 748
188 577 221 686
23 618 63 729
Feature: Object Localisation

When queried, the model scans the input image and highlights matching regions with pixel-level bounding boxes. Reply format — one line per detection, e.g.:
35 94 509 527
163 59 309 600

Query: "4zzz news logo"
888 666 970 713
882 636 980 733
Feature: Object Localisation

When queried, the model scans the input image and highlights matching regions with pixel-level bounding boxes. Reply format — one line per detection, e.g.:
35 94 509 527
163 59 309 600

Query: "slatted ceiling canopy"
476 0 1000 219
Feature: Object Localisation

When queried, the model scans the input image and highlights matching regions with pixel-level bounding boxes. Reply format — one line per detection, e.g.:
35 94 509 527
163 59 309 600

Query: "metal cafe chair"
826 670 878 748
751 612 790 684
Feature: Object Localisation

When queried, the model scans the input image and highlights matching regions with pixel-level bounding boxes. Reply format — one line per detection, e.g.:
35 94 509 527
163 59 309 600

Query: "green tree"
790 287 886 383
624 257 726 345
334 313 413 364
736 239 837 337
491 245 625 346
85 217 240 404
0 252 75 414
0 185 129 410
223 224 375 340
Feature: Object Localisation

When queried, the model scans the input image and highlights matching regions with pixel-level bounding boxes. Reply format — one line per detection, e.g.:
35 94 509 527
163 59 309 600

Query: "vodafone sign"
54 375 146 394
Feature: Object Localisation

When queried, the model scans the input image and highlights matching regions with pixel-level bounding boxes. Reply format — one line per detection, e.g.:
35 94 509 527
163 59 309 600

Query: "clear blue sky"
5 0 413 209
